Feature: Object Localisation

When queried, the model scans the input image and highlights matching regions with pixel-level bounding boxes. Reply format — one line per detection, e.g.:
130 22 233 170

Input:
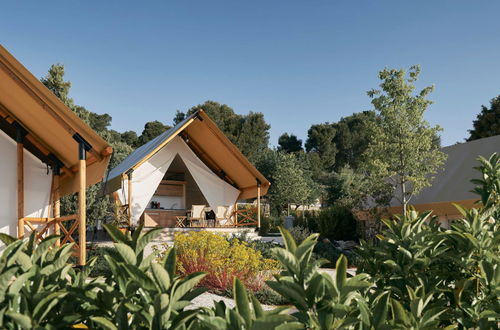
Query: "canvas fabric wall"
0 130 52 248
117 136 240 225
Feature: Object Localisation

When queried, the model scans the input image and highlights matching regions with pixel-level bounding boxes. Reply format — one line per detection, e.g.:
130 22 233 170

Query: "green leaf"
5 311 32 329
171 272 206 304
114 243 137 265
0 233 16 245
135 227 163 254
234 278 252 327
163 247 177 278
372 291 390 328
151 263 171 292
91 316 118 330
103 224 129 244
279 227 297 253
335 255 347 291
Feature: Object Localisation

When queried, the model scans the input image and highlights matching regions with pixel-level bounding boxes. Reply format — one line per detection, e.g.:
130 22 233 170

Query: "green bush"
317 205 357 240
287 226 311 245
293 210 320 232
87 246 116 278
0 153 498 329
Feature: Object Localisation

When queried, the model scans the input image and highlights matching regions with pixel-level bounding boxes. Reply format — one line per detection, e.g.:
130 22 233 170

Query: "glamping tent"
363 135 500 227
0 45 112 264
105 110 270 228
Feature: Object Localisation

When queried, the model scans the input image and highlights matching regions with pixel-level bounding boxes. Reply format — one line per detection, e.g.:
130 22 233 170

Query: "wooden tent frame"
0 45 112 265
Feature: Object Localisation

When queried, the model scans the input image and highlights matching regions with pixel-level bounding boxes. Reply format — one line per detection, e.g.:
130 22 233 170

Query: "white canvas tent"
112 136 241 225
0 130 52 239
105 110 270 227
357 135 500 224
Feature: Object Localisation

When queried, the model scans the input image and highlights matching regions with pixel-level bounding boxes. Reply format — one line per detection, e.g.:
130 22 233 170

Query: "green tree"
362 65 447 213
40 64 74 107
236 112 270 162
468 95 500 141
255 149 319 215
305 123 336 172
277 133 303 153
41 64 133 227
135 120 170 147
333 111 375 171
176 101 270 161
120 130 138 146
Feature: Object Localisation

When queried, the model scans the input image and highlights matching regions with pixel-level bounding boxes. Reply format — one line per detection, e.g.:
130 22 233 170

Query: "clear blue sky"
2 1 499 147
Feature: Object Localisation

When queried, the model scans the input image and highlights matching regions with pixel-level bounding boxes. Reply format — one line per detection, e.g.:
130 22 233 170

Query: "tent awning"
0 45 112 196
106 110 269 200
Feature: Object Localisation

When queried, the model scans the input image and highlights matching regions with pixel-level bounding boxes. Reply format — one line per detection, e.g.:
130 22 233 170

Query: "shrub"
173 231 279 291
87 246 116 277
317 205 357 240
293 210 320 232
287 226 311 245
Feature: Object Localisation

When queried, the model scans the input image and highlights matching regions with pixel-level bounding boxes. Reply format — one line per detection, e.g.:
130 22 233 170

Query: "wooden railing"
231 207 258 227
19 214 79 248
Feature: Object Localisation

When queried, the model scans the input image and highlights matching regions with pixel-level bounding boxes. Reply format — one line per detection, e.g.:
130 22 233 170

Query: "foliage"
175 100 271 162
254 149 320 215
135 120 171 147
332 111 376 171
277 133 303 153
292 210 320 233
468 95 500 141
471 153 500 218
172 231 279 291
305 122 337 173
287 226 311 245
317 206 357 241
1 154 500 329
362 65 447 213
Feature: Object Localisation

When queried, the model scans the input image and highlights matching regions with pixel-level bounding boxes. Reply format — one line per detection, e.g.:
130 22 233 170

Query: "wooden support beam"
257 182 261 229
127 172 133 227
53 173 61 246
15 124 26 239
77 143 87 266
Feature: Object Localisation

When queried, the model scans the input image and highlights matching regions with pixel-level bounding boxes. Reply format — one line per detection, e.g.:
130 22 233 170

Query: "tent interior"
142 154 210 227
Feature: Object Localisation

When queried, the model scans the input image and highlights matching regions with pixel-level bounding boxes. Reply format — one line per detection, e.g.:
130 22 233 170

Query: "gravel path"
187 292 275 311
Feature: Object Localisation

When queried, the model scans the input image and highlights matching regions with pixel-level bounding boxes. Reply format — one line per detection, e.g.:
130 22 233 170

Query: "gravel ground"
187 292 275 311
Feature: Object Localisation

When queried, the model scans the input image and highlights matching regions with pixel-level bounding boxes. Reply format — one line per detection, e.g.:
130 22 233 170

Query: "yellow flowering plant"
162 231 279 290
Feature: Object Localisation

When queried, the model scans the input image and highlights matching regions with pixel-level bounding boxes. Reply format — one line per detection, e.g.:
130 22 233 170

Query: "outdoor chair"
189 204 206 227
215 206 230 227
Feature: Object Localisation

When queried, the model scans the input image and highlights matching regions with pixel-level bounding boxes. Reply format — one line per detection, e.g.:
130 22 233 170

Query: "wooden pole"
257 181 261 229
15 124 26 239
127 172 133 227
17 141 24 239
53 172 61 246
78 143 87 266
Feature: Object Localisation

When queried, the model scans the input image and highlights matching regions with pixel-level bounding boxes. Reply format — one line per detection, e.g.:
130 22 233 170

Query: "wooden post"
127 171 133 227
15 123 27 239
53 167 61 246
74 134 91 266
256 179 261 229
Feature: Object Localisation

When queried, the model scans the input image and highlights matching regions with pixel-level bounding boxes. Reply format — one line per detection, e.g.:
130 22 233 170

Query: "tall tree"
41 64 133 226
468 95 500 141
135 120 170 147
332 111 375 171
254 149 319 215
120 130 138 146
362 65 446 214
40 64 73 107
236 112 270 162
305 123 337 172
277 133 303 153
175 101 270 160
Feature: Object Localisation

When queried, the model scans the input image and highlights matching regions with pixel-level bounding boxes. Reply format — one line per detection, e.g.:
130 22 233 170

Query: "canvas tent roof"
0 45 112 196
389 134 500 208
105 110 270 200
